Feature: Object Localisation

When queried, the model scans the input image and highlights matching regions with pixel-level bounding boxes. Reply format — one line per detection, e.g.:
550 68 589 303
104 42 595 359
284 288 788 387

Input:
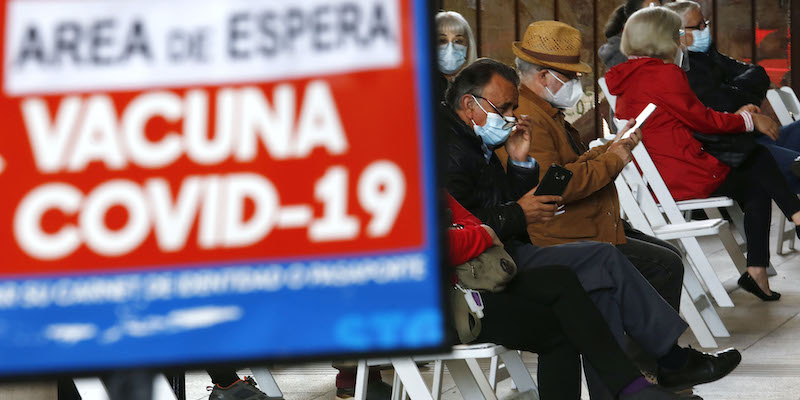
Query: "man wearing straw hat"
495 20 740 398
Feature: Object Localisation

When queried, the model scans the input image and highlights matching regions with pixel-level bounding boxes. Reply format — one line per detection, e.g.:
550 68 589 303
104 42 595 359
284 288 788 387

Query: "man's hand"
736 104 761 115
516 186 562 225
505 115 533 162
607 138 635 164
753 113 780 141
481 224 504 248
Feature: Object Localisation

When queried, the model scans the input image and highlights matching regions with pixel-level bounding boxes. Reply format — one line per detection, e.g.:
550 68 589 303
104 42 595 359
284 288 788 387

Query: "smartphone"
620 103 657 140
534 164 573 197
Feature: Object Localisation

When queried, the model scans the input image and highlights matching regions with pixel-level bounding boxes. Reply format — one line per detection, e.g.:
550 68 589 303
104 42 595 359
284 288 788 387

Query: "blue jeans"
756 120 800 193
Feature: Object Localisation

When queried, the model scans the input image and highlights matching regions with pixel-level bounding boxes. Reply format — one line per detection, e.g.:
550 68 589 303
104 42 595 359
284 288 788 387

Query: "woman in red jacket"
445 194 701 399
605 6 800 301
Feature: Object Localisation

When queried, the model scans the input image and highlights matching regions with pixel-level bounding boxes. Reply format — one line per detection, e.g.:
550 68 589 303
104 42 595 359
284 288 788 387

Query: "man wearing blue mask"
666 1 800 191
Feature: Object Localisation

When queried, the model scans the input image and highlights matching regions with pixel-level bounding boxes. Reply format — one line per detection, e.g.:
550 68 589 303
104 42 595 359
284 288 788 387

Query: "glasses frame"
471 95 517 129
685 19 710 31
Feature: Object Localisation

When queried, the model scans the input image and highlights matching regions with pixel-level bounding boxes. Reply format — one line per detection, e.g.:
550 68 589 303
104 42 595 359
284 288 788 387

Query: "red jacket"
605 58 751 201
447 194 493 266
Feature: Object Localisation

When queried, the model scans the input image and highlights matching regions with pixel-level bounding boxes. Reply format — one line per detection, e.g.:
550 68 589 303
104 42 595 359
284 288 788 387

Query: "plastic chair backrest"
767 87 800 126
598 77 616 112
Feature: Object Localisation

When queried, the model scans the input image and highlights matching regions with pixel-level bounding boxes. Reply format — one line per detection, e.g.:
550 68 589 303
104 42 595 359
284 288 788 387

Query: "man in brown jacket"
501 21 685 312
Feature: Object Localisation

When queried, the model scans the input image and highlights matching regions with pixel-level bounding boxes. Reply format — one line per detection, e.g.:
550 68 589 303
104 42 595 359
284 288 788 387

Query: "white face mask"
544 70 584 109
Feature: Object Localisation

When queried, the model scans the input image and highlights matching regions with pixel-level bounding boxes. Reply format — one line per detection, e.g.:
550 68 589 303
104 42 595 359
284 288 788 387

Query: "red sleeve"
447 194 493 266
654 67 749 134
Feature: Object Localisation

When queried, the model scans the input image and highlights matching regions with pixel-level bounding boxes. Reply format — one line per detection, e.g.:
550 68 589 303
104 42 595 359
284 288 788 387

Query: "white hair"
621 7 683 60
663 1 702 25
514 57 544 81
435 11 478 66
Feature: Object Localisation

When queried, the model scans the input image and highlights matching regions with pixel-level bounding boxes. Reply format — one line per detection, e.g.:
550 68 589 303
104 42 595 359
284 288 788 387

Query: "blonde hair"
435 11 478 68
621 7 682 60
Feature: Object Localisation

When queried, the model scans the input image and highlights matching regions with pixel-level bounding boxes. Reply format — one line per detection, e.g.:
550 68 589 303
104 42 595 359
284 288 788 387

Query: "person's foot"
619 385 702 399
335 381 392 400
657 347 741 391
738 271 781 301
791 156 800 178
208 377 271 400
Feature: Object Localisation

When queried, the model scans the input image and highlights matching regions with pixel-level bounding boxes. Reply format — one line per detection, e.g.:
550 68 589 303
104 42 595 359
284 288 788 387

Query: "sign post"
0 0 445 378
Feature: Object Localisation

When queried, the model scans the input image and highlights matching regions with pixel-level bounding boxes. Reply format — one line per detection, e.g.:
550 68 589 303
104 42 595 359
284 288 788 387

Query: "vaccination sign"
0 0 445 375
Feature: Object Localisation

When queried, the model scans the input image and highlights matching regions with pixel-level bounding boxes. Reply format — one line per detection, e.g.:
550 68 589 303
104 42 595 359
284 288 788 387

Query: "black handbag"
692 132 757 167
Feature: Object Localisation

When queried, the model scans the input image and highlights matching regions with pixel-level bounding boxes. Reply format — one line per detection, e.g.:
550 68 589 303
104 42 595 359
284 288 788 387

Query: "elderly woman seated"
605 6 800 302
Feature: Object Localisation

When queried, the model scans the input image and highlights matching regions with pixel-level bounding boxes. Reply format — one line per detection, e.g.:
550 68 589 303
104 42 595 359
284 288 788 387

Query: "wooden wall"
439 0 793 139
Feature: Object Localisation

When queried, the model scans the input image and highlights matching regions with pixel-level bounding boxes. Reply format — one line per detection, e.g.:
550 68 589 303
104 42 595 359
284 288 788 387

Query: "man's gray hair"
514 57 545 80
663 1 702 25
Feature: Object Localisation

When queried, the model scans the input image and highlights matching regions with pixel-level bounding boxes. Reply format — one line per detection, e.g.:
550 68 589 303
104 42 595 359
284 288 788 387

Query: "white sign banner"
4 0 401 95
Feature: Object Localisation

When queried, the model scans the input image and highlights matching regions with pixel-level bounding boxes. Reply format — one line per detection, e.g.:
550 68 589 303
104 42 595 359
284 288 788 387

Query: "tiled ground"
177 204 800 400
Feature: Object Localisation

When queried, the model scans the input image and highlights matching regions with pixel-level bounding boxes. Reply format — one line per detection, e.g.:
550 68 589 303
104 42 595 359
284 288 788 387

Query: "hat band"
520 47 580 64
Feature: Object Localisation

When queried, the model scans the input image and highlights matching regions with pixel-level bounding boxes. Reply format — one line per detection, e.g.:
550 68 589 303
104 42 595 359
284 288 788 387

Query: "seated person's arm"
718 53 771 100
529 126 625 204
445 153 528 243
656 69 752 134
447 194 495 266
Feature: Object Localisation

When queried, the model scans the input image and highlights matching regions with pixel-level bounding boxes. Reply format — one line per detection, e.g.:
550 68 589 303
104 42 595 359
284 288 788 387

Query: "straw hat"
512 21 592 74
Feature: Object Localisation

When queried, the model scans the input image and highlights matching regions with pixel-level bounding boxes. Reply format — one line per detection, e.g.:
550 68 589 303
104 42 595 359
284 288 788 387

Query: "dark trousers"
617 223 684 311
506 240 687 400
476 265 641 400
756 121 800 193
713 145 800 267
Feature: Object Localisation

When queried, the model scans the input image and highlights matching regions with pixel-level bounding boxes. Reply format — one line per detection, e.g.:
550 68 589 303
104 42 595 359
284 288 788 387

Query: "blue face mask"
470 95 515 148
438 42 468 74
688 28 712 53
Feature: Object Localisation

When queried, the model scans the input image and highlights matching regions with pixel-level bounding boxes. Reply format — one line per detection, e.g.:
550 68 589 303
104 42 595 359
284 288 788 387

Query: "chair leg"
391 371 403 400
391 358 432 400
679 237 734 307
250 368 284 399
73 378 110 400
498 350 538 395
679 286 717 348
777 214 787 255
432 360 444 400
444 359 496 400
488 356 499 390
355 361 369 400
682 258 730 337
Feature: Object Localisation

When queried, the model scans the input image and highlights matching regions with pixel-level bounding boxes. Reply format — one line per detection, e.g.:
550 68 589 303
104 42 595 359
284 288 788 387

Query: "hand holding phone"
620 103 657 141
534 164 573 198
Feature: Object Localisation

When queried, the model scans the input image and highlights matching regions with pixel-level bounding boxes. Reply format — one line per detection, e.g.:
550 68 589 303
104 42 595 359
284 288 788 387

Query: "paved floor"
180 205 800 400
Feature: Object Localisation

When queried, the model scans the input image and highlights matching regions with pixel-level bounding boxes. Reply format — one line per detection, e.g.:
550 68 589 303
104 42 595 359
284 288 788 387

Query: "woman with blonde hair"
605 6 800 302
435 11 477 82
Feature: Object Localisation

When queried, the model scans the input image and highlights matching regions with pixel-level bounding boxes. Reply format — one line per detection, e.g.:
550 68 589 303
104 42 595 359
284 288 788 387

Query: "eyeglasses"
471 95 517 129
685 19 710 31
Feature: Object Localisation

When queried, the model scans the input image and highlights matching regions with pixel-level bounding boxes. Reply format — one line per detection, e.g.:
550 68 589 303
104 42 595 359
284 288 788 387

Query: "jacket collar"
519 84 559 119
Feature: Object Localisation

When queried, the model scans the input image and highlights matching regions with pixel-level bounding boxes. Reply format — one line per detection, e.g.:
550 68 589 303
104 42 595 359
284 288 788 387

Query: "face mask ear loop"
470 95 490 115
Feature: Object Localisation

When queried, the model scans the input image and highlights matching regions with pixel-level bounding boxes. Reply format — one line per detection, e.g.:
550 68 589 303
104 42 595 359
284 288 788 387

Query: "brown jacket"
499 85 627 246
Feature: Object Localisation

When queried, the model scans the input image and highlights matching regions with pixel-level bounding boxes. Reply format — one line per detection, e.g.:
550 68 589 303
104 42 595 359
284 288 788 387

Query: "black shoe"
619 385 703 399
791 156 800 178
657 347 741 391
335 381 392 400
208 377 272 400
738 271 781 301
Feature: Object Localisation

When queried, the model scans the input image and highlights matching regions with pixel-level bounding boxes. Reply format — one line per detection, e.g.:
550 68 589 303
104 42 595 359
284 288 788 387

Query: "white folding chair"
356 344 539 400
766 87 799 255
629 143 752 308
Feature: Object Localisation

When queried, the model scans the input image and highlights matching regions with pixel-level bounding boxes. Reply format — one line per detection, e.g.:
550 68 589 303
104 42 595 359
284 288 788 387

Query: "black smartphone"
534 164 573 197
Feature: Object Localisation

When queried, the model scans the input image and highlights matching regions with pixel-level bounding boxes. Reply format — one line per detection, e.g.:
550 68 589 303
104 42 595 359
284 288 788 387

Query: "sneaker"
208 377 270 400
335 381 392 400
